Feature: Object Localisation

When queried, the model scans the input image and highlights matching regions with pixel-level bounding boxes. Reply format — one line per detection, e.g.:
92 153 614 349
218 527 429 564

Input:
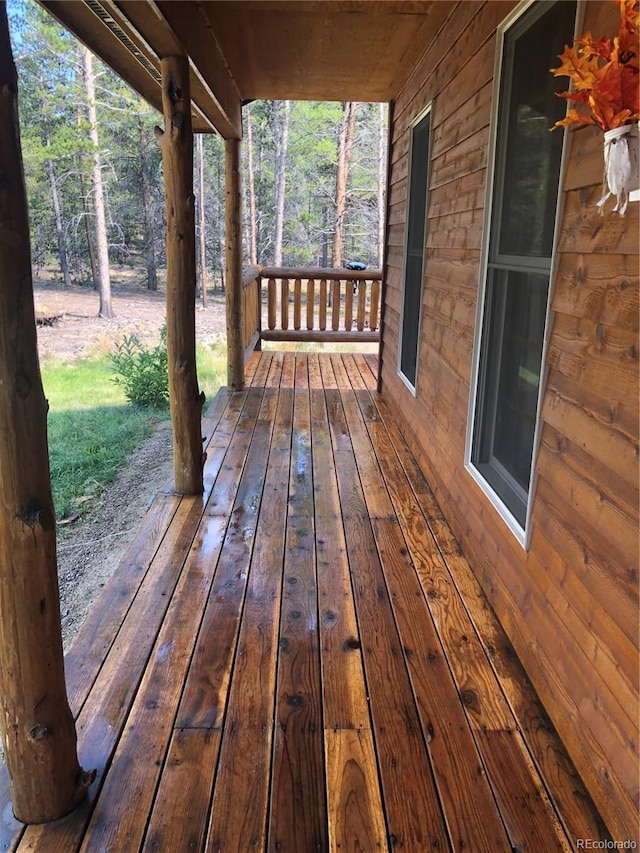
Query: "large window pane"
496 1 576 259
400 110 430 388
482 269 548 496
471 0 576 532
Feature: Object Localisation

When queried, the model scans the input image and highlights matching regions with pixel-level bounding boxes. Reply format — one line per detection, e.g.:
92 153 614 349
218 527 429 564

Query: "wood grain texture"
380 0 639 836
5 356 610 852
325 729 389 852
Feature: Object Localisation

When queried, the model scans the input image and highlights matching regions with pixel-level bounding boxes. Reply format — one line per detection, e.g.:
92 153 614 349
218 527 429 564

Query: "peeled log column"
0 8 93 823
225 137 244 391
156 56 204 495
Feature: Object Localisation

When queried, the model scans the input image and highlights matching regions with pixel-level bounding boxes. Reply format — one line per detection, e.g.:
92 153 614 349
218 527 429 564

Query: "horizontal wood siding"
380 0 639 840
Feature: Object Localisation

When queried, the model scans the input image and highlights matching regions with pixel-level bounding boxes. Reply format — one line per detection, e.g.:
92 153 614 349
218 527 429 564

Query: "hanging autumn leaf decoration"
551 0 640 131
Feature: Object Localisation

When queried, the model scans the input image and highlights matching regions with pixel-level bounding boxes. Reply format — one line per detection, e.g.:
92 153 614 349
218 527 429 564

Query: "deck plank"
141 728 222 853
176 389 274 730
325 729 389 852
203 388 285 851
1 354 609 853
342 390 512 849
78 514 229 852
18 495 207 852
327 391 452 850
311 390 371 731
369 392 609 843
269 390 327 851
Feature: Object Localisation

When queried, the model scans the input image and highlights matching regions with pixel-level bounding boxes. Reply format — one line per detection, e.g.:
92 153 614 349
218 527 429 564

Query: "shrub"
110 327 169 407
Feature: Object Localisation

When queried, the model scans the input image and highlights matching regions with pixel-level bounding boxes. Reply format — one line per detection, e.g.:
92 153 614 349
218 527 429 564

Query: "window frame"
397 102 432 395
465 0 578 548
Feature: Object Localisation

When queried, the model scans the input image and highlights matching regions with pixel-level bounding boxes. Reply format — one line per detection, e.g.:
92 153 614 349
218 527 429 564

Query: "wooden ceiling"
38 0 453 138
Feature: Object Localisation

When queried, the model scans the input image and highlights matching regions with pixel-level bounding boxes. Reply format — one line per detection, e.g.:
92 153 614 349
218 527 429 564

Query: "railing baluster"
331 280 341 331
319 279 327 331
344 278 353 332
281 278 289 330
259 267 381 343
369 279 380 331
306 279 315 330
268 278 277 330
293 278 302 330
356 280 367 331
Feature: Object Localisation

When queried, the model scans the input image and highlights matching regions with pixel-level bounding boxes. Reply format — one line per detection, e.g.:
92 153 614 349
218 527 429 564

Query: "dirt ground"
34 278 228 650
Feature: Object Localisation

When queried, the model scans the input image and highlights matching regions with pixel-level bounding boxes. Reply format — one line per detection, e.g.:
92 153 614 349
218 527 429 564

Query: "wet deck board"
0 353 607 852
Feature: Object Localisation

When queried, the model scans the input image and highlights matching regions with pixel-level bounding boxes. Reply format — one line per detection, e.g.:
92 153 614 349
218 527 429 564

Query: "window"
468 0 576 536
399 107 431 390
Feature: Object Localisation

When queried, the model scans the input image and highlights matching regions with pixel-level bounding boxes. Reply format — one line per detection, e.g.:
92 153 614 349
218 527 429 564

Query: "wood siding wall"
380 0 639 840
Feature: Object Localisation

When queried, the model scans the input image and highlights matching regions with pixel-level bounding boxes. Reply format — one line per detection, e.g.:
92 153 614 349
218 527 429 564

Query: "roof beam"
146 0 242 138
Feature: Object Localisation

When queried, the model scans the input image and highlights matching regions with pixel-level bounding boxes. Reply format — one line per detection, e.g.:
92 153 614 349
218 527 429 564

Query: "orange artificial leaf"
551 109 597 130
621 0 640 30
575 32 613 60
550 0 640 131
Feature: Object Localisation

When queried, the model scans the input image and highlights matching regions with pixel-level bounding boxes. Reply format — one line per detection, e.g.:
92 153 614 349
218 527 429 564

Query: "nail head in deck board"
141 728 222 853
325 729 389 852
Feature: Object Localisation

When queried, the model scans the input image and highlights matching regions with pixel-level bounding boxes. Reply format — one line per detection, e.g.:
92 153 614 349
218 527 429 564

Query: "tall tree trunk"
83 47 112 318
196 133 207 308
0 7 93 822
46 156 71 287
77 108 98 290
273 100 290 267
332 101 357 267
139 120 157 292
156 56 205 495
245 104 257 265
378 103 386 270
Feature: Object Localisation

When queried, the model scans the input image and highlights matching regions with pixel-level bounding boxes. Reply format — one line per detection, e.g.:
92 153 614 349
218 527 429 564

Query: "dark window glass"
472 1 575 527
496 1 576 258
400 111 430 387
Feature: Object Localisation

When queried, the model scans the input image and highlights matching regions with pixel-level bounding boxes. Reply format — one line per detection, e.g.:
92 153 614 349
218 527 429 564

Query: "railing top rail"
260 266 382 282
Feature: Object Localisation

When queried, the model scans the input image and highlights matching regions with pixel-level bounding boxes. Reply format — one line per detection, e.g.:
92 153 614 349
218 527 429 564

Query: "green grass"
197 341 227 407
42 358 164 520
41 342 227 521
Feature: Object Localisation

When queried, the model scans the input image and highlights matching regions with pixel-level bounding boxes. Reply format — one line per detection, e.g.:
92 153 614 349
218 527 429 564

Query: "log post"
225 137 244 391
155 56 205 495
0 7 93 823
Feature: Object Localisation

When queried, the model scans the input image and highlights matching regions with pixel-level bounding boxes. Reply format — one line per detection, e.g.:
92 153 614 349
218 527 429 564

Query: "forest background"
8 0 388 310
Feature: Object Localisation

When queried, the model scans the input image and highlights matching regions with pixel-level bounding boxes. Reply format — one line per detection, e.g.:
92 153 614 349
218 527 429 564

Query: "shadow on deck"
0 353 607 851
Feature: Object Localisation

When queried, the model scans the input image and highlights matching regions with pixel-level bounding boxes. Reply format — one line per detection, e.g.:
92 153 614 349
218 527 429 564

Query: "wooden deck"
0 353 608 851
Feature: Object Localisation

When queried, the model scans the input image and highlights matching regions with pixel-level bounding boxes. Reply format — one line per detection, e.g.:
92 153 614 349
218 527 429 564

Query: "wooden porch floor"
0 353 607 851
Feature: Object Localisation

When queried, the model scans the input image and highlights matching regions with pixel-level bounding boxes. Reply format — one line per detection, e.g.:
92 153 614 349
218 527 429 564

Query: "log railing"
241 265 262 362
259 266 382 343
